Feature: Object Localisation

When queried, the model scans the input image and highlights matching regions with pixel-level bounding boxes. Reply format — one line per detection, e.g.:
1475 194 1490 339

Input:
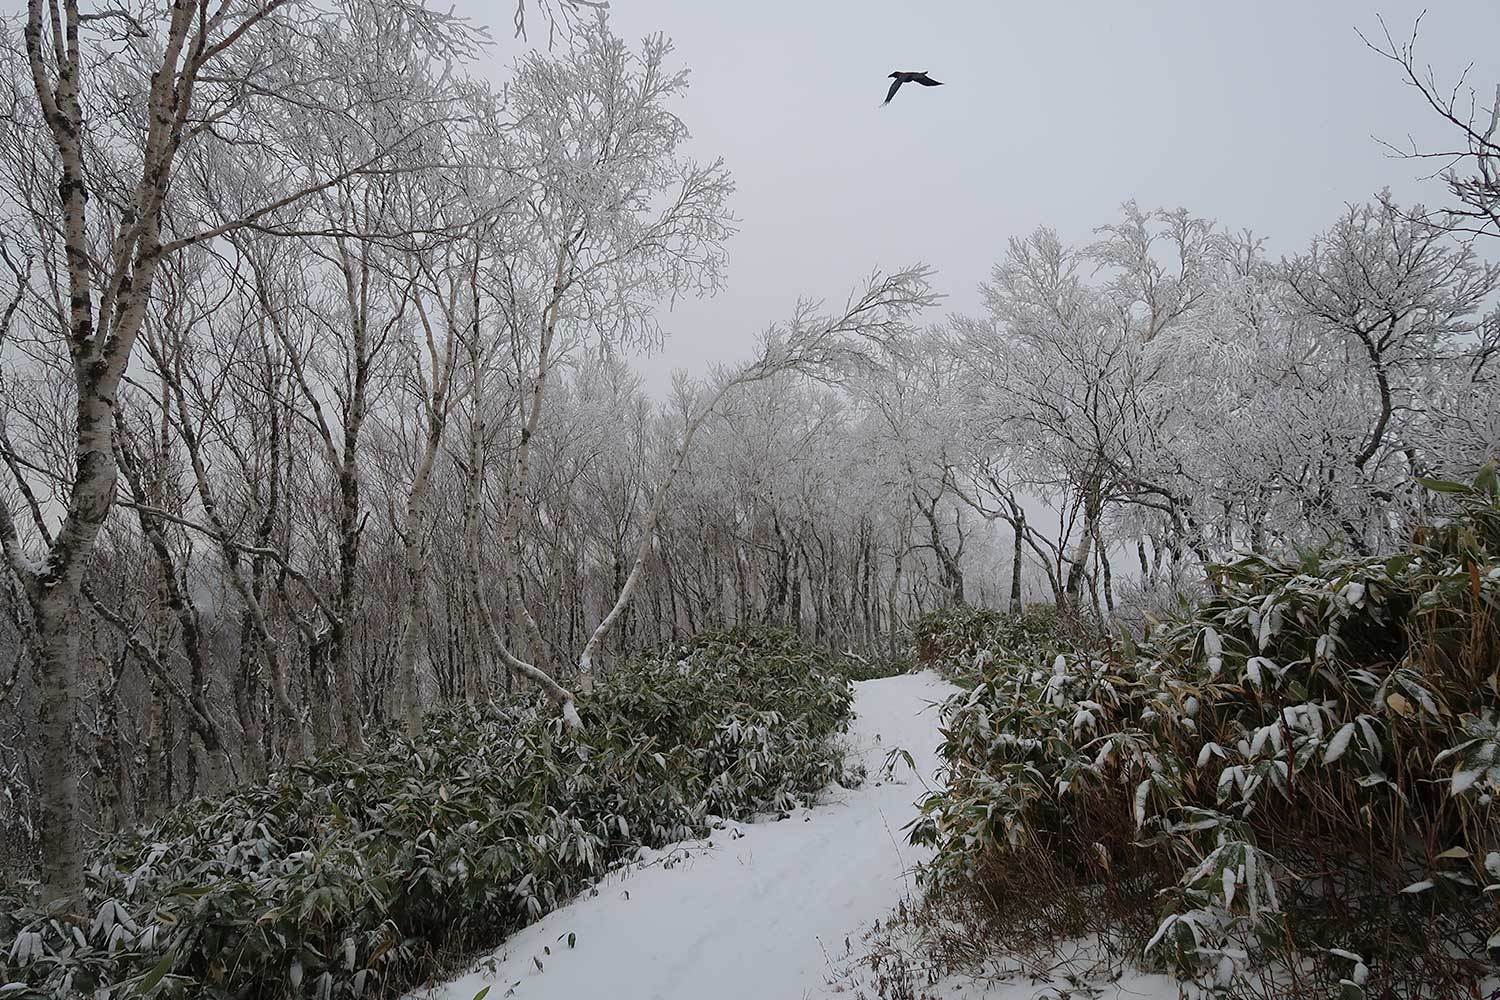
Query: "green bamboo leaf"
1416 476 1471 495
1474 461 1499 497
131 949 177 996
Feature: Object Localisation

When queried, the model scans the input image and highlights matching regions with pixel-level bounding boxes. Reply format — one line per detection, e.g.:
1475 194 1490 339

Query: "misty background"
449 0 1500 391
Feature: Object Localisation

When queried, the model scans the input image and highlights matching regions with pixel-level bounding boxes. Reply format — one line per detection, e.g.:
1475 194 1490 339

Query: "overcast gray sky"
463 0 1500 390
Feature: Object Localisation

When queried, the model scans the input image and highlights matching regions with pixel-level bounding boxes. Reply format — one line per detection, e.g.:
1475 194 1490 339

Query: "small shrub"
0 626 855 999
910 467 1500 998
912 604 1061 687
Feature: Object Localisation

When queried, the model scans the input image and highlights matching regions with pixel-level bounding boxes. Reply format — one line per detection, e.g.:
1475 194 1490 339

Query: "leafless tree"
1363 14 1500 240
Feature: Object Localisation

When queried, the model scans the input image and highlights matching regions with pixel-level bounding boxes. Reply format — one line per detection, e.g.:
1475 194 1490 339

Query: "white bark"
396 259 464 736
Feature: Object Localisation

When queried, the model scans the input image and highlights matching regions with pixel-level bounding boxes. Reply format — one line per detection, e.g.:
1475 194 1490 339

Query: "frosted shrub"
0 627 854 999
912 605 1062 688
911 468 1500 998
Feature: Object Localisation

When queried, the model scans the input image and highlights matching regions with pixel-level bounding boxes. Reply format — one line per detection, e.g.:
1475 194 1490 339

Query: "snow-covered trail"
419 671 956 1000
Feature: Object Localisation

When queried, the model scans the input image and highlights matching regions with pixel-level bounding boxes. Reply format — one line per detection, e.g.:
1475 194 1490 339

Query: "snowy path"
419 671 956 1000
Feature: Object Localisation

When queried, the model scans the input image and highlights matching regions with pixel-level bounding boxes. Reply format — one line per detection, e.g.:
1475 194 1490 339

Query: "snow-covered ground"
417 671 1176 1000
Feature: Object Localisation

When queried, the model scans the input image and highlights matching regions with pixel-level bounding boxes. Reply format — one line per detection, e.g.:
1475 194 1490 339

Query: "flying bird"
882 71 943 107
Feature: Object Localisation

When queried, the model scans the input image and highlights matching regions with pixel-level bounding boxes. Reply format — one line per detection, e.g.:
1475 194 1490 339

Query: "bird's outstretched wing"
882 78 903 106
912 72 942 87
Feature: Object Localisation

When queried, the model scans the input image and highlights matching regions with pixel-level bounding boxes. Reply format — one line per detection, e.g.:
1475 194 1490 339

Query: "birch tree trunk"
4 0 429 905
1009 508 1026 615
460 335 579 724
577 396 721 673
396 282 461 736
10 0 201 905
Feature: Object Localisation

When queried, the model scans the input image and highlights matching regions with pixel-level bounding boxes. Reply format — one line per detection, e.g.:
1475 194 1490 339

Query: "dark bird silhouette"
882 70 942 107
